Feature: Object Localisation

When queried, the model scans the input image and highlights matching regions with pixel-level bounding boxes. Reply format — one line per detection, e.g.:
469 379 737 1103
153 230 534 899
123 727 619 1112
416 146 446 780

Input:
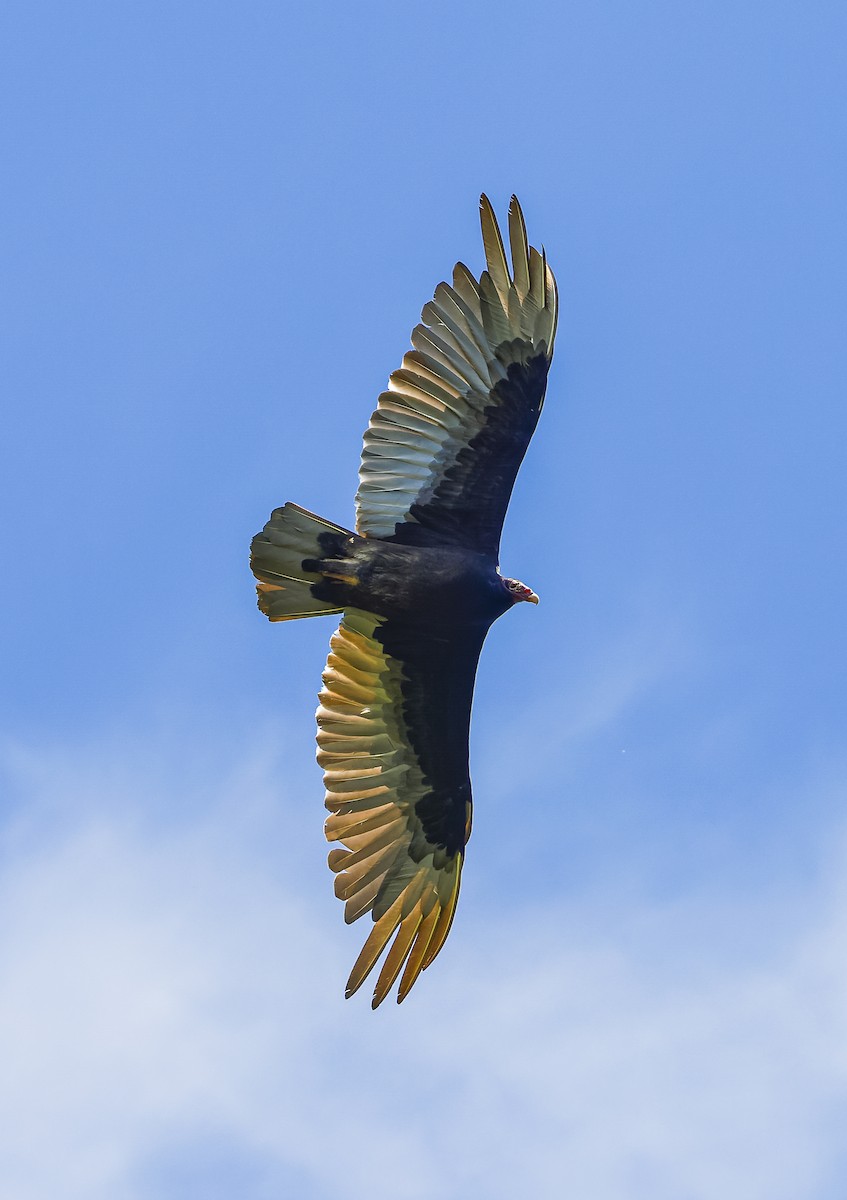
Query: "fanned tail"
250 502 353 622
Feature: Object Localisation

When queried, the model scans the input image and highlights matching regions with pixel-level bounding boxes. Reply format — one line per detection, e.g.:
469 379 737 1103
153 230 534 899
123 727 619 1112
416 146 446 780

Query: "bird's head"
502 576 539 606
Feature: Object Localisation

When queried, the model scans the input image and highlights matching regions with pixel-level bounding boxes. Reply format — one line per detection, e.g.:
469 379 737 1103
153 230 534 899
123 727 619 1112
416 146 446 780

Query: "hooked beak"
526 591 540 605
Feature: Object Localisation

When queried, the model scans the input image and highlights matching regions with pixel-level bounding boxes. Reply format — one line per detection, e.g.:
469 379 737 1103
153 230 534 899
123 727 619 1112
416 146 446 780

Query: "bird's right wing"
317 609 485 1007
355 195 557 560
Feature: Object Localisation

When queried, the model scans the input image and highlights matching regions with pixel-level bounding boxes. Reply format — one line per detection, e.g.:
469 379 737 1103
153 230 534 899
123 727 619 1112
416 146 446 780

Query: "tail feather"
251 502 353 622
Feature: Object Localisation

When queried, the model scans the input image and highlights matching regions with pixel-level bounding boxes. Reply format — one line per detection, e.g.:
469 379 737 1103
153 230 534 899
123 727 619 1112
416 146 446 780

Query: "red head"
502 576 539 606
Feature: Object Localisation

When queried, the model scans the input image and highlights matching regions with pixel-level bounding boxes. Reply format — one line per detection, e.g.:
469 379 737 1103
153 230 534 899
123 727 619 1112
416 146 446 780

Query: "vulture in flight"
251 196 557 1007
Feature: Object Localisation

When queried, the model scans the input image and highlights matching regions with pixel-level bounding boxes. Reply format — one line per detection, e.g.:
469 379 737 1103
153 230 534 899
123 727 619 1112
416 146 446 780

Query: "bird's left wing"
317 609 484 1007
355 195 557 559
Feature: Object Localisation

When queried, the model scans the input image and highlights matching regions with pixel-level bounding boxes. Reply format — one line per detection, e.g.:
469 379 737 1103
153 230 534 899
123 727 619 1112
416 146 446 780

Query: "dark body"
308 534 512 628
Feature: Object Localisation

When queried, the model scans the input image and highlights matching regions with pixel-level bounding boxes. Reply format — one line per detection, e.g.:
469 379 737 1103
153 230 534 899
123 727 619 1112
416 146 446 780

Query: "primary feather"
251 196 557 1006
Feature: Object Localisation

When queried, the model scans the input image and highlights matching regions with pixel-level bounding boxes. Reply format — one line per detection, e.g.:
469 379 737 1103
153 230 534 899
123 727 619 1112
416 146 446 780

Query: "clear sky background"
1 2 846 1197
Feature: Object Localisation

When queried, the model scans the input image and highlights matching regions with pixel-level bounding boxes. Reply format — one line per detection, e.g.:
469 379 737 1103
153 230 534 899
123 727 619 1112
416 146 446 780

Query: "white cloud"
1 733 846 1200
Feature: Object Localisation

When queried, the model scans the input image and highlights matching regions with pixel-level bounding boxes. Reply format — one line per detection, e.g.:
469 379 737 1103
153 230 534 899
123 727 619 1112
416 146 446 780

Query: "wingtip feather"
397 902 442 1002
344 893 404 998
421 861 462 971
370 904 424 1008
478 194 511 306
508 195 530 299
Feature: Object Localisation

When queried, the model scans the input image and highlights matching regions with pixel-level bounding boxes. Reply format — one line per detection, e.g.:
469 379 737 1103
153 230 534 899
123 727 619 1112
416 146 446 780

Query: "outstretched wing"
317 609 484 1007
355 195 557 559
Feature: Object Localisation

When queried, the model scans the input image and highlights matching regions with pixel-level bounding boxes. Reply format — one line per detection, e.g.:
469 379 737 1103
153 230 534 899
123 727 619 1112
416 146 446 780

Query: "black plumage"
251 196 557 1006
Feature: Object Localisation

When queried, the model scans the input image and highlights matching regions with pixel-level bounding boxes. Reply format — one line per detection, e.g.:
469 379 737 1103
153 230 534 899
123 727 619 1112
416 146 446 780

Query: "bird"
250 195 557 1007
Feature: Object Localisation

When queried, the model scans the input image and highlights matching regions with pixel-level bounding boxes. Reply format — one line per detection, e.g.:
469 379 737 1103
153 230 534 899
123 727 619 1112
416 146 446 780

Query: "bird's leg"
301 531 364 603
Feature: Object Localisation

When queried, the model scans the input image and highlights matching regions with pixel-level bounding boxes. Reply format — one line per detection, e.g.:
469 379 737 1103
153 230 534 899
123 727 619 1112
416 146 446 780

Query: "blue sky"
1 2 846 1196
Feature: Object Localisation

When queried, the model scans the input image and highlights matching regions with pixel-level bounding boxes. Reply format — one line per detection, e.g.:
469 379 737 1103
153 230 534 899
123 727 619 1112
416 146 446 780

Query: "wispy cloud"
1 732 846 1200
480 591 693 780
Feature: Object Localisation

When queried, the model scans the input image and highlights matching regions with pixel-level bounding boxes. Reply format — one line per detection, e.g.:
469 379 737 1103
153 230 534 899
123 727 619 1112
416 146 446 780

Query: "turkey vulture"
251 196 557 1007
